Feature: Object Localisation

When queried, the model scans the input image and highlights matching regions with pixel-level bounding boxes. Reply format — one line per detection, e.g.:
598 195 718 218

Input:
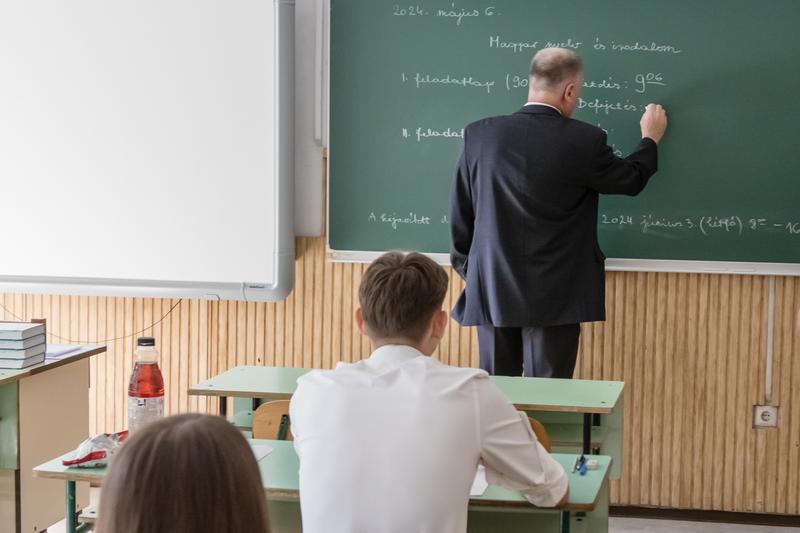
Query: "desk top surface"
189 365 623 413
34 439 610 511
0 344 106 386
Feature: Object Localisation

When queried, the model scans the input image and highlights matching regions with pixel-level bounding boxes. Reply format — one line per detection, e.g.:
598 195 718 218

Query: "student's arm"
449 133 474 280
476 379 568 507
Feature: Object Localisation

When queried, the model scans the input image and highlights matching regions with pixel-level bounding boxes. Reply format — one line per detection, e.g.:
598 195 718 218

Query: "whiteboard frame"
0 0 296 302
327 250 800 276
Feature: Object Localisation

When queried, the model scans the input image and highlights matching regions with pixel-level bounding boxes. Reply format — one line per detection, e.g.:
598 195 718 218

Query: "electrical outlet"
753 405 778 428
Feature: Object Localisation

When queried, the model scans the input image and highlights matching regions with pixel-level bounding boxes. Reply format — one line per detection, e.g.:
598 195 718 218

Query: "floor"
609 518 800 532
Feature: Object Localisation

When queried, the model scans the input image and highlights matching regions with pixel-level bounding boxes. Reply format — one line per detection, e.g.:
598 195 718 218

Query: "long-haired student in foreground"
96 413 270 533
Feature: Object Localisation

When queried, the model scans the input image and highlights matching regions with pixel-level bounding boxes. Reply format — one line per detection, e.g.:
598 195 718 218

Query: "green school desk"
188 366 624 477
34 439 612 533
0 345 105 533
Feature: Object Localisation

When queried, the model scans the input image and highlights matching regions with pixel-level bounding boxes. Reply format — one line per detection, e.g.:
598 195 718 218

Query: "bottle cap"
137 336 156 347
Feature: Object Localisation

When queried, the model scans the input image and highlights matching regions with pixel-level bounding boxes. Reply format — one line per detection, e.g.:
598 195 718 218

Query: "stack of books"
0 322 46 369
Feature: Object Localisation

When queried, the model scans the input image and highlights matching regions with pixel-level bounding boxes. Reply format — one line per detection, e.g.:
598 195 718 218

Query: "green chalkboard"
329 0 800 268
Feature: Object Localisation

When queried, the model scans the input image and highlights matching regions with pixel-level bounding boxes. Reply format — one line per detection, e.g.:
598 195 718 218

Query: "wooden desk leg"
560 511 570 533
582 414 591 454
219 396 227 417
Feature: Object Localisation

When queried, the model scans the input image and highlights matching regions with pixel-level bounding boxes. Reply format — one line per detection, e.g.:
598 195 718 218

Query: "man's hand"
640 103 668 143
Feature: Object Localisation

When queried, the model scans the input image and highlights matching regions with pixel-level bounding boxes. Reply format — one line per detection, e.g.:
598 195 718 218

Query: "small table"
188 366 624 477
0 345 105 533
34 439 612 533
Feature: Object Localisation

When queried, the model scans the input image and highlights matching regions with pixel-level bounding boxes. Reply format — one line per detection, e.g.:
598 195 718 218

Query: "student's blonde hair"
96 414 270 533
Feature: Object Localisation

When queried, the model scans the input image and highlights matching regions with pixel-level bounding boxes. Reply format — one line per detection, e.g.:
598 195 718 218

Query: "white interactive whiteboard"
0 0 295 301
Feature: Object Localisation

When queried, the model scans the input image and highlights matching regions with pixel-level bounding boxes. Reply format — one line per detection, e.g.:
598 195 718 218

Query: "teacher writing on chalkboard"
449 48 668 378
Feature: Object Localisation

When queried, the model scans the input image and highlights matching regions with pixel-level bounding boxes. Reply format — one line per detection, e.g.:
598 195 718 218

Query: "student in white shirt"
289 251 568 533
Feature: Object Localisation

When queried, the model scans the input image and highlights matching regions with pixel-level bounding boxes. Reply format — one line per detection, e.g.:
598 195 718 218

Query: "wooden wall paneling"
273 283 285 368
617 272 634 503
231 302 242 369
255 302 265 367
331 254 344 368
187 299 198 412
353 261 363 362
715 275 731 510
653 272 667 505
658 273 675 507
283 248 296 367
294 238 307 367
789 278 800 515
314 238 325 365
246 301 256 368
733 274 755 512
68 296 78 347
93 297 105 434
109 298 120 431
434 273 448 364
667 273 686 508
216 301 228 376
158 298 170 418
86 296 98 436
447 273 461 366
179 300 191 413
774 277 789 512
122 297 134 429
354 262 364 359
442 272 454 365
352 264 363 360
753 281 769 514
299 238 312 368
235 301 247 370
320 241 334 370
340 262 353 364
775 277 798 513
302 240 318 368
639 273 656 504
199 299 211 413
262 295 273 368
692 274 710 508
626 273 643 505
743 279 761 512
730 276 750 511
680 274 699 507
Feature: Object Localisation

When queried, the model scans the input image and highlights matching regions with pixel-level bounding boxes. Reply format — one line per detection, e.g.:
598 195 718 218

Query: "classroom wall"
1 237 798 514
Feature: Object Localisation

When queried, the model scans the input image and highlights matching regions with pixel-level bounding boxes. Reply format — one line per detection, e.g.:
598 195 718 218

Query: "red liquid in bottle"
128 337 165 433
128 361 164 398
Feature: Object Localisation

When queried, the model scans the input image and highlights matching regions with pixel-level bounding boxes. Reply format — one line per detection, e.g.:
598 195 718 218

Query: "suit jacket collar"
515 104 563 117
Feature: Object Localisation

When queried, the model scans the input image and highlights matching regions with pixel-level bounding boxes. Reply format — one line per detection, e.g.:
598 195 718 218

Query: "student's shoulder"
422 357 490 382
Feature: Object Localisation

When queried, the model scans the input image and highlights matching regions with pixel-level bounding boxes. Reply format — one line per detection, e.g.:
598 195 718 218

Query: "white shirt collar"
365 344 424 370
524 101 562 115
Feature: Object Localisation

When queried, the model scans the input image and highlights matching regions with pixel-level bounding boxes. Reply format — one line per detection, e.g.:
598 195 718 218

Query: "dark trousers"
477 324 581 378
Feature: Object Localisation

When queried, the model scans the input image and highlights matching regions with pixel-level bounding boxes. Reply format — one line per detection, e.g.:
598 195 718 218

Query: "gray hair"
529 48 583 91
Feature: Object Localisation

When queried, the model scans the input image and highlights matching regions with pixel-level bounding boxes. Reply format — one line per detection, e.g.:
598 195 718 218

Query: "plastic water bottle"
127 336 165 433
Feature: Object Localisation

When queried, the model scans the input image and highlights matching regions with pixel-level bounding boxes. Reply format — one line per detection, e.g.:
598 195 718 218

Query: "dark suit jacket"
450 104 658 327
